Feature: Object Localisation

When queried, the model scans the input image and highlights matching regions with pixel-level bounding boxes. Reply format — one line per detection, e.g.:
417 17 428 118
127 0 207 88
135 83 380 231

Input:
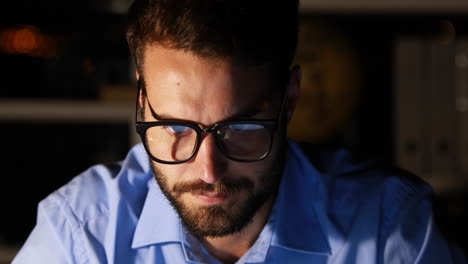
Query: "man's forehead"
142 45 277 90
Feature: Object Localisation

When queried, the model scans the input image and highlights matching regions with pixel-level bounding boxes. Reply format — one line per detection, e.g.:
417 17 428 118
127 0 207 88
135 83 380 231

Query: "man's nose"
193 133 227 184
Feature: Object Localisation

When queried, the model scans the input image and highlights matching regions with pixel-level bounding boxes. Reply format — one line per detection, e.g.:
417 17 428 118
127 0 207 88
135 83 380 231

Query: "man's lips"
191 191 228 204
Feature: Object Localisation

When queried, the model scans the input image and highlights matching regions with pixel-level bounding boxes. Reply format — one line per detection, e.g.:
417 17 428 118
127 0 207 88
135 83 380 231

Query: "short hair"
126 0 299 79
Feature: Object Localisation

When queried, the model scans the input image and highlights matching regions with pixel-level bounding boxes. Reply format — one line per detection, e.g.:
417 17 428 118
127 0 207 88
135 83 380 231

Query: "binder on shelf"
394 38 425 176
428 41 457 176
395 38 468 192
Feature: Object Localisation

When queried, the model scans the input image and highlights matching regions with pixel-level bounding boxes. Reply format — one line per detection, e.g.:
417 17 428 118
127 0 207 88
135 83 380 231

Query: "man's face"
140 46 291 238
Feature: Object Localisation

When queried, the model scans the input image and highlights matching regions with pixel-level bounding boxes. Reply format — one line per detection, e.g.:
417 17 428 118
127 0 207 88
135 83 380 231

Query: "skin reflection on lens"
147 126 197 162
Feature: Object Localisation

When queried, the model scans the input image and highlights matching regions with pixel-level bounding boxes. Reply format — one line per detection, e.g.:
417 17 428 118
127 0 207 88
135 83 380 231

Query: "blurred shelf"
0 99 140 146
0 99 134 123
300 0 468 13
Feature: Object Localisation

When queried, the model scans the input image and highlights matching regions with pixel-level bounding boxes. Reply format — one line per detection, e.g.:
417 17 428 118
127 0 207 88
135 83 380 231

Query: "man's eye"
229 124 264 131
165 125 191 134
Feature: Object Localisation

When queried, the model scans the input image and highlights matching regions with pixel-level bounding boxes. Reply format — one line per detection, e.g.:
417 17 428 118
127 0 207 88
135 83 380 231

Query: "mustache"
172 177 254 195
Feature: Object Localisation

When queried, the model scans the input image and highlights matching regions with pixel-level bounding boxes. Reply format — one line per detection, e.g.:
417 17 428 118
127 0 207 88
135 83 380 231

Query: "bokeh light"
0 25 60 58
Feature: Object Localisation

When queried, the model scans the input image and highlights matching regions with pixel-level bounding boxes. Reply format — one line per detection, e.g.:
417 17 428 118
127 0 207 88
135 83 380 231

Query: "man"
13 0 466 263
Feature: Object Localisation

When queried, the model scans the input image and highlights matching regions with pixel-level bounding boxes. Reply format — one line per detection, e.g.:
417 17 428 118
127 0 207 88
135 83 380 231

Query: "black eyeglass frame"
135 80 287 164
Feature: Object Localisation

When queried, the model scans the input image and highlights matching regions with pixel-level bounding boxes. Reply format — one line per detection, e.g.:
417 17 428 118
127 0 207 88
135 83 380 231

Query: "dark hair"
126 0 299 78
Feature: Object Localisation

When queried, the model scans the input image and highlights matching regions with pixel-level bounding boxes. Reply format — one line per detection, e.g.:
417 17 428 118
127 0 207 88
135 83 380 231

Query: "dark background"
0 0 467 260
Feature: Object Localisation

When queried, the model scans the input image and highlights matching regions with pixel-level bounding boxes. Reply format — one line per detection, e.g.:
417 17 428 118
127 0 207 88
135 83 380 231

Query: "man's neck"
200 197 275 264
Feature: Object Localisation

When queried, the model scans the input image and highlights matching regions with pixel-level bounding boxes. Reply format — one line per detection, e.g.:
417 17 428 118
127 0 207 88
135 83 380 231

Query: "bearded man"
13 0 466 263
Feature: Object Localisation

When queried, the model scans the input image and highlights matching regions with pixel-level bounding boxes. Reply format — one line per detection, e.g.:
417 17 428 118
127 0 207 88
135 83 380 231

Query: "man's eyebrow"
147 100 175 120
147 99 269 122
226 105 266 120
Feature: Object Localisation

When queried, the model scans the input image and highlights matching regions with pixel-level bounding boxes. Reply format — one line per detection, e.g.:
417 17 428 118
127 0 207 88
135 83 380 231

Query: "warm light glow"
0 25 60 58
12 26 39 54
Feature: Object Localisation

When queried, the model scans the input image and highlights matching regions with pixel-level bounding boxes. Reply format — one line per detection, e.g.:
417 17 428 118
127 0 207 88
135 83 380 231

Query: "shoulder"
14 144 152 263
279 142 461 263
296 141 432 199
294 141 433 230
39 143 151 226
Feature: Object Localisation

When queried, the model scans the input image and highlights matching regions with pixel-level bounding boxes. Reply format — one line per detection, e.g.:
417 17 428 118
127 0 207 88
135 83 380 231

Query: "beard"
150 144 285 238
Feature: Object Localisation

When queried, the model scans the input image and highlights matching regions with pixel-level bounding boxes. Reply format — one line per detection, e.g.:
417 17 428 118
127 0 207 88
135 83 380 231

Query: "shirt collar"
132 178 182 248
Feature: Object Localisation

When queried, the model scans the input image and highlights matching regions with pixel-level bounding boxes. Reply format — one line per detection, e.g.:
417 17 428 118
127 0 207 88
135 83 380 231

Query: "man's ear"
136 71 145 118
286 64 301 123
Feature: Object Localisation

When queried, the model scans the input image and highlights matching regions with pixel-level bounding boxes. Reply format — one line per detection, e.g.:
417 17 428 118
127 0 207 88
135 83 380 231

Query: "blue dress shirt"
13 141 466 263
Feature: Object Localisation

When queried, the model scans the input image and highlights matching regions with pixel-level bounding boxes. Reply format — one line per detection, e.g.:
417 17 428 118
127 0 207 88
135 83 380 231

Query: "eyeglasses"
135 80 286 164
